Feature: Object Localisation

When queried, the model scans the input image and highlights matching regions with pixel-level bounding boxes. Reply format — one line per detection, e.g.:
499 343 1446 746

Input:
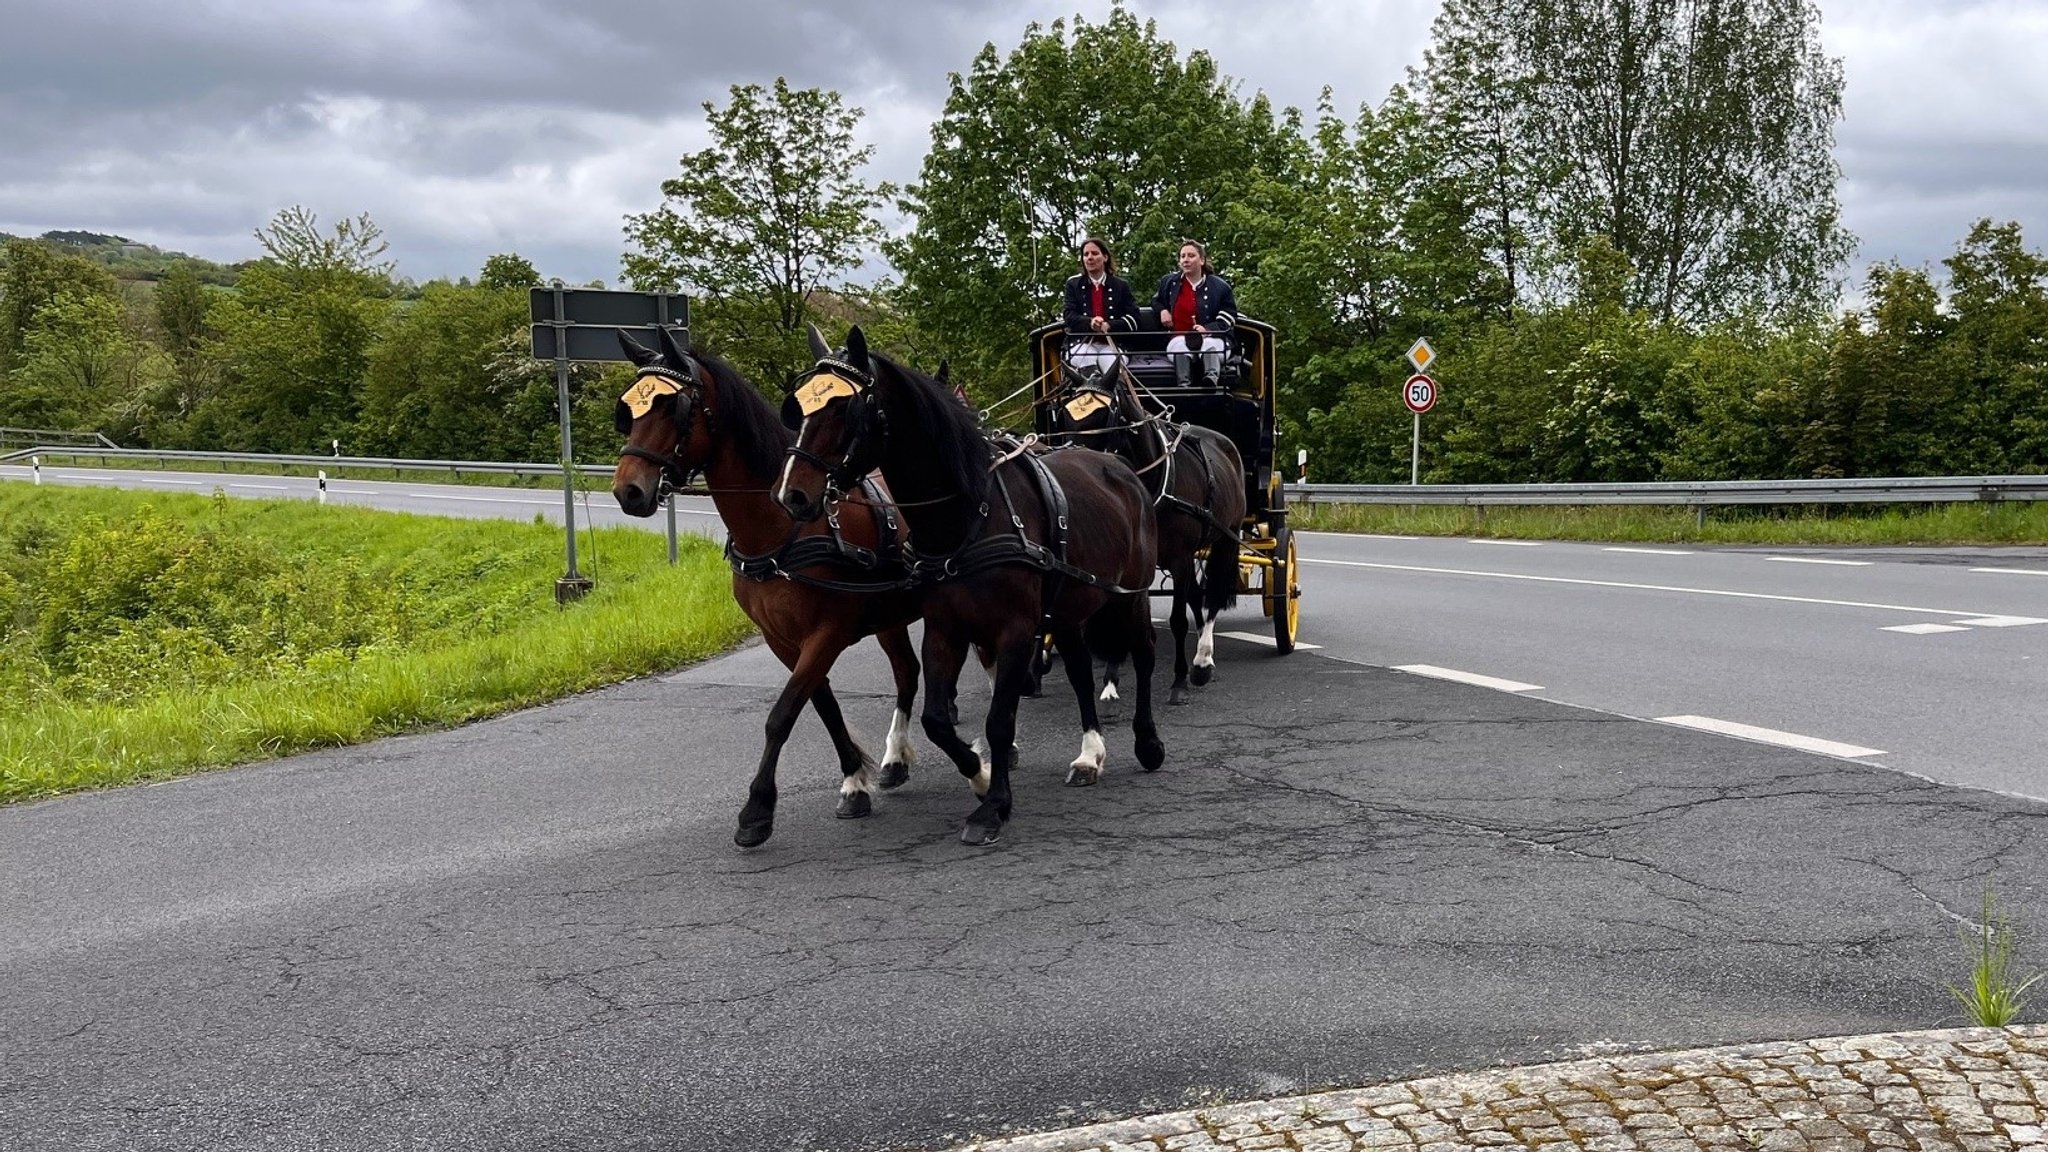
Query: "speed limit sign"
1403 373 1438 415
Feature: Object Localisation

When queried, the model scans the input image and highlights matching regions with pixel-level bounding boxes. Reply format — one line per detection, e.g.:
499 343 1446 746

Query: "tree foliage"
622 78 890 390
890 6 1297 395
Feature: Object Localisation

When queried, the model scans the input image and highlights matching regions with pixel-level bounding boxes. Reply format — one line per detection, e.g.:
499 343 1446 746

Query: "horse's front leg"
1167 566 1194 705
964 631 1038 845
873 624 920 790
1053 623 1109 787
737 635 847 847
808 678 879 820
917 627 987 798
1125 594 1166 772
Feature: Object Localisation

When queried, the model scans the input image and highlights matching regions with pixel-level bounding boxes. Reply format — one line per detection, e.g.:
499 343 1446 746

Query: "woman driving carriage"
1153 239 1238 387
1062 236 1141 379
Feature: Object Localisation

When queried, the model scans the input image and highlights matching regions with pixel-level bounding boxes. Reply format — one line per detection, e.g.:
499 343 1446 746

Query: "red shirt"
1090 279 1105 320
1172 278 1199 332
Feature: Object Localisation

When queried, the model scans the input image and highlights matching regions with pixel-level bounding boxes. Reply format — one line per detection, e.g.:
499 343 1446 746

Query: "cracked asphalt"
3 636 2044 1152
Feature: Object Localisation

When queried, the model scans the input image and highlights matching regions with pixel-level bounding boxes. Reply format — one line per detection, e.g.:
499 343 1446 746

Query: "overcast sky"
4 0 2043 298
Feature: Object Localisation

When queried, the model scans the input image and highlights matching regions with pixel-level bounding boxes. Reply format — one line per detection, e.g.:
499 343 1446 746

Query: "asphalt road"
5 627 2046 1151
7 464 2045 799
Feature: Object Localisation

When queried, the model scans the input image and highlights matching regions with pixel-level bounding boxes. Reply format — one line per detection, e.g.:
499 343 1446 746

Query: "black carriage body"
1030 317 1281 519
1030 316 1299 652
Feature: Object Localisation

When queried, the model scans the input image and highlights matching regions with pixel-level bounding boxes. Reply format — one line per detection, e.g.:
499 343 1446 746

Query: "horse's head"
611 325 709 518
1050 364 1129 454
776 322 885 523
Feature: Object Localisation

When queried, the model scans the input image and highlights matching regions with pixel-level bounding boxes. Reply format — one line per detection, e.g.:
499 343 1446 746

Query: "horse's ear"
935 359 950 387
845 325 869 369
805 322 831 361
614 400 634 435
656 324 690 369
617 329 659 367
780 394 803 430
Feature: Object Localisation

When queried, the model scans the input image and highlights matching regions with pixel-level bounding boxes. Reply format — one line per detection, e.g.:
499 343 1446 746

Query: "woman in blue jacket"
1063 236 1140 379
1152 239 1237 386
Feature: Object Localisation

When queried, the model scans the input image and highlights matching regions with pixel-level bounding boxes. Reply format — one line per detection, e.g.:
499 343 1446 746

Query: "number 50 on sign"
1404 373 1438 414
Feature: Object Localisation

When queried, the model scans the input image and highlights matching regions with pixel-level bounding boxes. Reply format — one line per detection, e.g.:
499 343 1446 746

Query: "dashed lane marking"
1394 664 1543 693
1656 715 1884 759
1949 615 2048 628
1970 568 2048 577
227 483 289 491
1469 539 1543 546
409 493 557 506
1216 632 1323 651
1604 547 1694 555
1768 556 1872 566
1299 557 2009 619
1884 624 1971 635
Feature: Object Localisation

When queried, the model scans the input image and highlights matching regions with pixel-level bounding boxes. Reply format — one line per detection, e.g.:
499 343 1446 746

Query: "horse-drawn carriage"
1029 317 1301 654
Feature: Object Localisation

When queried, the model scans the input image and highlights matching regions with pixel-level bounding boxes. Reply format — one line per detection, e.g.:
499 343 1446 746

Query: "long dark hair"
1080 236 1117 276
872 349 991 506
696 349 791 479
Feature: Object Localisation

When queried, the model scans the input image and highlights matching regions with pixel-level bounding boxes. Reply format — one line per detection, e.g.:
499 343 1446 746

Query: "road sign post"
1403 371 1438 486
529 284 692 603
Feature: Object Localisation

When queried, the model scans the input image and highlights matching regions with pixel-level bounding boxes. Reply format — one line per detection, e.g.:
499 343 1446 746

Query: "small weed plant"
1949 887 2042 1027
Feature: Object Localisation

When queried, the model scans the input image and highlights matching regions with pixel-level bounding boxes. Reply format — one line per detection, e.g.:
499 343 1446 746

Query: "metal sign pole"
666 496 678 565
551 282 592 603
1411 413 1421 486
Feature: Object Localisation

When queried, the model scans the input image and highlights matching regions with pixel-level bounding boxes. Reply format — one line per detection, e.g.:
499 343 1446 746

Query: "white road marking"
1884 623 1970 635
1215 631 1322 650
409 493 557 506
1300 557 2007 619
1768 556 1872 566
228 483 289 491
1604 547 1693 556
1656 715 1885 758
1360 533 1420 541
1971 567 2048 577
1394 665 1543 693
1950 615 2048 628
1469 539 1543 546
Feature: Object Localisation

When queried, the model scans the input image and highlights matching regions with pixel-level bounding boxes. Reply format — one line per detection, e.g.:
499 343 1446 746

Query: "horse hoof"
835 791 873 819
878 761 910 790
1065 763 1100 787
1190 663 1213 687
960 820 1003 846
734 819 774 848
1168 684 1189 706
1136 738 1165 773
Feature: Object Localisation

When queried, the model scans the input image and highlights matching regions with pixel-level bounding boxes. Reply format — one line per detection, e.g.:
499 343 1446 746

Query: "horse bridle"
783 356 884 500
618 361 710 494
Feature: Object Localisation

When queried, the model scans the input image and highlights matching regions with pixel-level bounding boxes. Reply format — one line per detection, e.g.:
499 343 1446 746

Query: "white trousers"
1065 339 1125 378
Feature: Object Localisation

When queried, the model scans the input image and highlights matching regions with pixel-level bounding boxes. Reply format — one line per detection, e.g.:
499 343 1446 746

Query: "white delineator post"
318 469 328 505
31 455 41 485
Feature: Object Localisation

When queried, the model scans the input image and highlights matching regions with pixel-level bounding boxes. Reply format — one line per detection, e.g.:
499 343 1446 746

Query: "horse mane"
696 349 791 479
871 349 990 503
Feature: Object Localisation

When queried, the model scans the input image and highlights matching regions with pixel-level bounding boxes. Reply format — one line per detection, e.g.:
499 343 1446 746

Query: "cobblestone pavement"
945 1027 2048 1152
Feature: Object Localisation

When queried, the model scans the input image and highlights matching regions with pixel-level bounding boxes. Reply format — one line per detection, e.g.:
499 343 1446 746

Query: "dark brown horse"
776 325 1163 846
610 326 922 849
1047 365 1246 704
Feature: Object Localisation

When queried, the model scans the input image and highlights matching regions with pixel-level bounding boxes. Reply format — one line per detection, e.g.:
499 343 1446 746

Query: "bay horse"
610 325 922 849
1047 364 1246 705
776 325 1163 846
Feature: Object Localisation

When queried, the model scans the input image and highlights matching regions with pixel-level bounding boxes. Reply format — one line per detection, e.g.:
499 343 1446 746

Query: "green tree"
1 238 121 375
478 253 539 292
889 5 1298 395
1415 0 1852 323
622 79 890 390
2 292 162 430
195 208 394 451
357 274 532 459
1942 220 2048 473
149 264 218 427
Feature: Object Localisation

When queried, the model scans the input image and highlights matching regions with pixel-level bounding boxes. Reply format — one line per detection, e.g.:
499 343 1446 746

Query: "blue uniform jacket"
1063 273 1142 335
1151 271 1238 331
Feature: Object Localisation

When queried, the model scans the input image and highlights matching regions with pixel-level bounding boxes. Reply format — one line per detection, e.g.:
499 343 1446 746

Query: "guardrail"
1290 476 2048 508
0 427 118 451
0 445 623 481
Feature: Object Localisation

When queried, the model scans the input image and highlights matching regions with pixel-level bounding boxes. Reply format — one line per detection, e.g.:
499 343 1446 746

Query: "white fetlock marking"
839 763 874 796
1099 681 1120 702
1070 729 1107 774
884 708 915 767
970 764 991 796
1195 620 1217 669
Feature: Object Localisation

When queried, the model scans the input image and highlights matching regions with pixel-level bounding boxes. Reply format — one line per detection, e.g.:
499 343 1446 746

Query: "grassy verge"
1290 501 2048 547
0 483 753 802
1 452 621 491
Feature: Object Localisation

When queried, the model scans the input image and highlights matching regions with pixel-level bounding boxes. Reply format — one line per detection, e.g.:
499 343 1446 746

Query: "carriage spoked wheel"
1261 523 1299 654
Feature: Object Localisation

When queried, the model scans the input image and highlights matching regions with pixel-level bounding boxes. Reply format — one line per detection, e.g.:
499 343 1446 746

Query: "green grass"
1950 887 2042 1028
0 482 752 802
1290 500 2048 546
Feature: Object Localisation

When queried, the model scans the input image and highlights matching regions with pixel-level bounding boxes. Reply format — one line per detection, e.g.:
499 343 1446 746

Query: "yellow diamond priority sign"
1405 337 1437 374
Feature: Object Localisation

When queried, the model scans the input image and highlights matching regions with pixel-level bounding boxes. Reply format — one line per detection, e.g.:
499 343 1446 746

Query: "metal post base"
555 575 595 604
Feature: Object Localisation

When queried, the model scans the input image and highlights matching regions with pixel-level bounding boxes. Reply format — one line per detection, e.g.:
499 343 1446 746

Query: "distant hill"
1 229 244 286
